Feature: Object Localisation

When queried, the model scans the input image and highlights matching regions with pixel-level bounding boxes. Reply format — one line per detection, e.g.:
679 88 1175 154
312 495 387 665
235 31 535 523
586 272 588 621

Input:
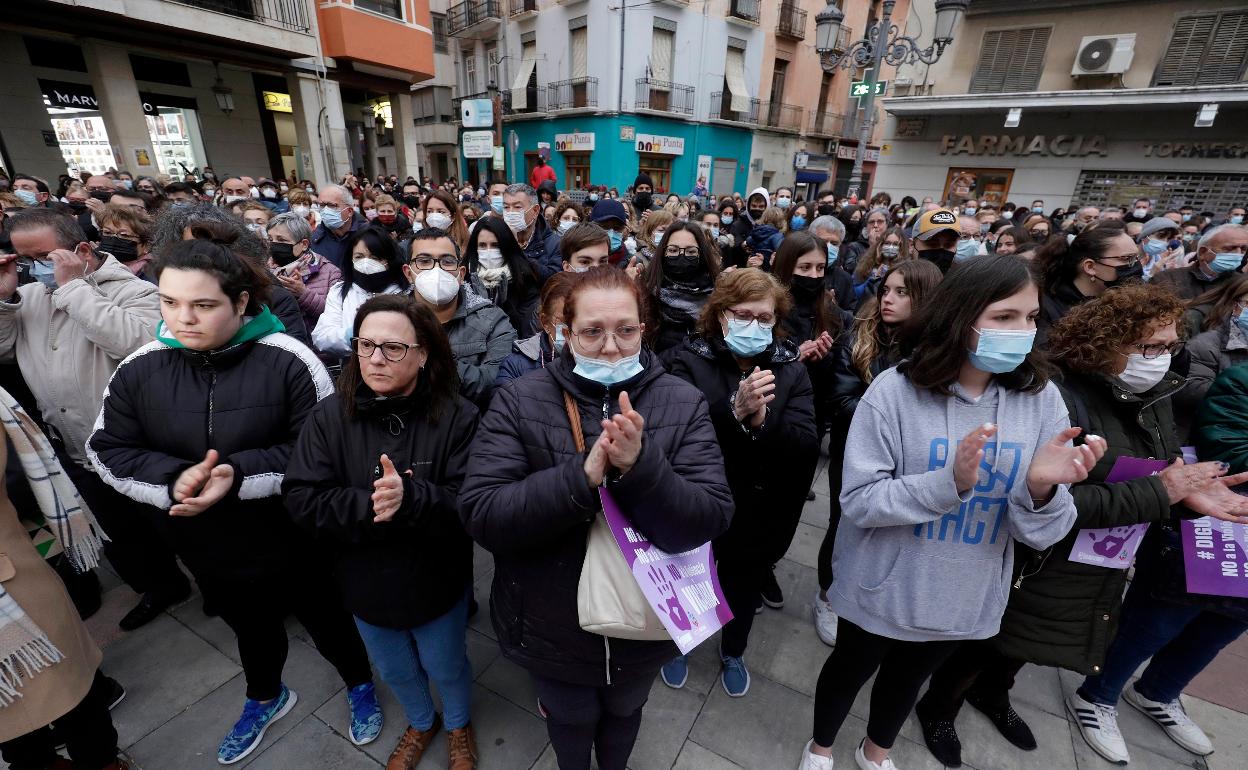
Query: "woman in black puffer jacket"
460 267 733 770
86 225 377 765
662 268 818 698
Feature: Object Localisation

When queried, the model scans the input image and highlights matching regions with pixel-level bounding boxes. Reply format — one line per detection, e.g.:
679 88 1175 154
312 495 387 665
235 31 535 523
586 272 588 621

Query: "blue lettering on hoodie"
915 439 1023 545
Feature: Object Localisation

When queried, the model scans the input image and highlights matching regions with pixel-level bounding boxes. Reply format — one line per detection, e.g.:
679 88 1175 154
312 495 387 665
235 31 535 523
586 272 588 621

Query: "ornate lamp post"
815 0 968 198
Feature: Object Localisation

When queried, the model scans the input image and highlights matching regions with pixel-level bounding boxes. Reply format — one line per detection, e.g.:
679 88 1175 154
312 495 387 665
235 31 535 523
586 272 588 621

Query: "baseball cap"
590 198 628 225
915 208 959 241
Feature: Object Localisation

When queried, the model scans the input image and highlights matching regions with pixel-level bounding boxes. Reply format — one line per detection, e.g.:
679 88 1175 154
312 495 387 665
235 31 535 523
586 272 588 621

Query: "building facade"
877 0 1248 211
1 0 434 186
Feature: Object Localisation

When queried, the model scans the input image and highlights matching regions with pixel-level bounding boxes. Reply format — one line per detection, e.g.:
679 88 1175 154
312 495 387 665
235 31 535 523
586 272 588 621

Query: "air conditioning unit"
1071 34 1136 76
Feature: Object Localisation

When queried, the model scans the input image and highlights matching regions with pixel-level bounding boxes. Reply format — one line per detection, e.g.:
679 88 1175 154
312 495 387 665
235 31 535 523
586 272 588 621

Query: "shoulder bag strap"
563 391 585 453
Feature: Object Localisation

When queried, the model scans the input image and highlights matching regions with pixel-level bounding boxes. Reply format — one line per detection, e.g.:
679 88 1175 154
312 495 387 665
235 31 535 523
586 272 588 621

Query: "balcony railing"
451 87 551 118
173 0 311 32
728 0 761 22
548 77 598 110
764 101 804 131
508 0 536 16
709 90 760 124
776 2 806 39
446 0 501 35
635 78 696 115
808 110 848 137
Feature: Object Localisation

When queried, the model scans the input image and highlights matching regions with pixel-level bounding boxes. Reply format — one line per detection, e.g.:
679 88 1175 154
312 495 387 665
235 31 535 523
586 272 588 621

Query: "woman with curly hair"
552 199 585 235
851 225 912 301
915 282 1248 769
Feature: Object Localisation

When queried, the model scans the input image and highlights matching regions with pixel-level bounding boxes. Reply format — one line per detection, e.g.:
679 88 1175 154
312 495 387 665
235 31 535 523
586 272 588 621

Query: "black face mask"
633 192 652 211
402 195 421 208
663 252 703 280
749 208 766 221
352 268 400 293
790 274 825 302
90 190 113 203
98 236 138 262
269 242 300 266
68 200 88 214
920 248 956 274
1104 262 1144 288
817 204 836 217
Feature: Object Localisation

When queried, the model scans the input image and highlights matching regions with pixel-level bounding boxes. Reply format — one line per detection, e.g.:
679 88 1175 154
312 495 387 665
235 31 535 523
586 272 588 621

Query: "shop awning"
725 48 750 113
796 169 829 184
510 56 537 110
882 83 1248 115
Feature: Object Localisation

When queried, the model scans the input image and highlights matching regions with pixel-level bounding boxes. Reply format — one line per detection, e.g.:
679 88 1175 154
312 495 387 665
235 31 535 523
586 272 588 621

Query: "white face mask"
478 248 504 269
1118 352 1170 393
503 210 529 232
426 212 453 230
652 230 666 246
558 219 577 234
224 194 247 204
249 186 260 199
353 257 388 275
413 266 461 306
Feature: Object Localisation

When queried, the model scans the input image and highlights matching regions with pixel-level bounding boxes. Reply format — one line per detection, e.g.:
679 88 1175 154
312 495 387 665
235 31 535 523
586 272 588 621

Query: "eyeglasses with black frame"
1095 253 1141 268
409 254 461 271
351 337 421 362
1128 341 1184 359
724 307 776 328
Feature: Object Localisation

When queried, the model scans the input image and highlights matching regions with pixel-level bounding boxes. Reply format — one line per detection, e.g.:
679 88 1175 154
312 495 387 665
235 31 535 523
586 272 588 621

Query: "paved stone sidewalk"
45 454 1248 770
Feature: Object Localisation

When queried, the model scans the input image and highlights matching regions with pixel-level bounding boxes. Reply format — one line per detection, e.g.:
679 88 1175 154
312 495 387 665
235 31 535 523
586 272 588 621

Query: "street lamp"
815 0 968 198
211 62 235 117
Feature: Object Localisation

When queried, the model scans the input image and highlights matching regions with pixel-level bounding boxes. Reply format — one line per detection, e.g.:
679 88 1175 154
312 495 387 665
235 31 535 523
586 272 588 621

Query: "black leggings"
813 619 959 749
530 670 656 770
819 436 846 593
718 558 768 658
0 670 118 770
206 570 373 701
917 640 1025 722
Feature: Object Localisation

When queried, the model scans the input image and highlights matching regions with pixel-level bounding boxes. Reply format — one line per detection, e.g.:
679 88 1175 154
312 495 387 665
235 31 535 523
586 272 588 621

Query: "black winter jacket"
1037 279 1091 346
460 350 734 686
87 331 332 581
991 368 1184 674
283 383 479 629
665 337 818 565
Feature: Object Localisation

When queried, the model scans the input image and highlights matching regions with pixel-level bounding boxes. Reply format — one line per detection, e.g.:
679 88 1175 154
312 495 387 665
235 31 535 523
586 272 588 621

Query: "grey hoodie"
831 367 1077 642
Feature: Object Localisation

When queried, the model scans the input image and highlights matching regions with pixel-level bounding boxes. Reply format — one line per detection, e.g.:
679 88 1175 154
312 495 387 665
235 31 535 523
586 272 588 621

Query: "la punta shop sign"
940 134 1108 158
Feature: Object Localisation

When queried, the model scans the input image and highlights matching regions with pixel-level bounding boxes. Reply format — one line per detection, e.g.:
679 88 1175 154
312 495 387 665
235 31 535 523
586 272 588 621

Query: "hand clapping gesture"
1025 427 1107 502
171 449 235 517
1160 459 1248 522
372 454 409 523
583 392 646 486
733 367 775 428
798 331 834 362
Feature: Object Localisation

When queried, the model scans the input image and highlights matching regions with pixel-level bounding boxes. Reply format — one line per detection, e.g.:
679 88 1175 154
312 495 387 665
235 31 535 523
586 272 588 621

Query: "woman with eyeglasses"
87 223 380 764
641 220 722 354
311 226 409 361
1021 213 1051 244
659 268 818 698
285 295 482 770
798 254 1100 770
916 284 1248 768
1033 221 1140 340
463 216 540 337
851 225 912 301
460 267 732 770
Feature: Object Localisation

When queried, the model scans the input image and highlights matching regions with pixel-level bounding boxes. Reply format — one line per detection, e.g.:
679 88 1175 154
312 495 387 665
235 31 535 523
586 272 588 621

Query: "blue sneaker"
661 655 689 689
721 653 750 697
346 682 383 746
217 685 297 764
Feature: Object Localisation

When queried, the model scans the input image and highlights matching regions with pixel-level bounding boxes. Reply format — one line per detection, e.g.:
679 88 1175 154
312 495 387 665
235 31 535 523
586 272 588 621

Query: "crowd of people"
0 163 1246 770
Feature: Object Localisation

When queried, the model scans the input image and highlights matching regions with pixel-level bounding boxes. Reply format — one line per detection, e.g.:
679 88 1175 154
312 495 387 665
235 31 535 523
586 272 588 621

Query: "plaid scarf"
0 388 108 706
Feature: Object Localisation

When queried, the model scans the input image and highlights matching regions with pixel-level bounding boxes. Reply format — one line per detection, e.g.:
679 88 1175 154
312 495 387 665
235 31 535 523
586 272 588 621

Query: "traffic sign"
462 130 493 159
850 80 888 99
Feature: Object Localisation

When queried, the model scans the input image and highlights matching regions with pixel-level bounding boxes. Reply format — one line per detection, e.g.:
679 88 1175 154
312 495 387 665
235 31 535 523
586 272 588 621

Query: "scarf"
658 280 713 326
0 387 107 706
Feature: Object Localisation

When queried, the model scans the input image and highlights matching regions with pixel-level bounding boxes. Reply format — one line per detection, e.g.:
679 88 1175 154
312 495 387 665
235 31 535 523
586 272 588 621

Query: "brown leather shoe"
447 722 478 770
386 713 442 770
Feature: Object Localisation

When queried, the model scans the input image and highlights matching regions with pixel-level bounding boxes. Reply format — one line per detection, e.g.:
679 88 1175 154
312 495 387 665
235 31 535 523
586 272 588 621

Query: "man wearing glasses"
1152 223 1248 303
311 184 367 268
403 228 516 410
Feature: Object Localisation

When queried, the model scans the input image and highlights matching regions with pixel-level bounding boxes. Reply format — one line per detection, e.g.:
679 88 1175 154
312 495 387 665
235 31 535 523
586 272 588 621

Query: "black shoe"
917 708 963 768
119 584 191 631
967 695 1037 751
53 558 102 620
760 567 784 609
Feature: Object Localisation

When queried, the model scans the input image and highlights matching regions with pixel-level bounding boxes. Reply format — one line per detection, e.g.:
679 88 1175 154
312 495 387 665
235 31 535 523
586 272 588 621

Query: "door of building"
711 158 737 196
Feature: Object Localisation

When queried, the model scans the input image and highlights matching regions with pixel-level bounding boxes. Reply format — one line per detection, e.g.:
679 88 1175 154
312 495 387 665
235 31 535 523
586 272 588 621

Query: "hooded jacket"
832 367 1077 642
86 309 334 581
284 382 479 630
459 350 734 686
442 286 518 411
495 331 557 387
283 252 342 333
665 336 818 565
0 255 160 464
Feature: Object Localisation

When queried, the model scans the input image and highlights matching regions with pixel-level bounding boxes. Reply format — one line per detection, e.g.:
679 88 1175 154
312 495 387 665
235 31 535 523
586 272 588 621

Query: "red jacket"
529 163 556 189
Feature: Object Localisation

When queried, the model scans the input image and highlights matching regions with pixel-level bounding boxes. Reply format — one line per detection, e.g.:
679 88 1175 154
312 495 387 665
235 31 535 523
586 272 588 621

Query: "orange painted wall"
317 2 434 81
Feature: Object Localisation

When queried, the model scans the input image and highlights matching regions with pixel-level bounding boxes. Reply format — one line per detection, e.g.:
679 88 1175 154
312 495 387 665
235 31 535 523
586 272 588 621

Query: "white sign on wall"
555 133 595 152
697 154 712 184
635 133 685 155
462 130 494 159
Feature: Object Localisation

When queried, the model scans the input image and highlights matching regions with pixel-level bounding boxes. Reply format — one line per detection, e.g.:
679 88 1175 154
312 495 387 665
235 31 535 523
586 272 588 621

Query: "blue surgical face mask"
826 243 839 265
571 346 644 386
1032 205 1044 214
790 215 806 231
775 197 791 210
955 238 979 262
29 260 57 290
13 189 39 206
319 206 344 230
721 214 734 226
963 207 977 217
1235 308 1248 337
967 327 1036 374
723 316 773 358
491 195 504 214
608 230 623 252
1232 215 1245 226
1142 238 1168 258
553 324 567 353
589 193 599 202
1211 251 1244 273
709 226 720 240
1182 213 1192 222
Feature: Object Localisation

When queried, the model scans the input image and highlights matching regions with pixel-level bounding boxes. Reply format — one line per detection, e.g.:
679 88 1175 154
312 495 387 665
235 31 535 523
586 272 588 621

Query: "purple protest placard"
599 488 733 655
1181 517 1248 598
1068 456 1167 569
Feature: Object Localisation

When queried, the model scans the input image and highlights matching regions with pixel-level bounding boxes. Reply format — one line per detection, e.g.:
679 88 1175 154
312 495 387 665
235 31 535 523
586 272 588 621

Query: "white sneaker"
814 591 838 647
854 738 897 770
797 739 834 770
1123 683 1214 756
1066 691 1130 765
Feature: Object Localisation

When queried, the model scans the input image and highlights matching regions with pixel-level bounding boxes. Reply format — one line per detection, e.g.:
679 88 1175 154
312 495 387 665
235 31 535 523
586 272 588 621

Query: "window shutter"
1154 14 1217 86
1201 11 1248 85
970 28 1049 93
651 28 674 82
570 28 588 78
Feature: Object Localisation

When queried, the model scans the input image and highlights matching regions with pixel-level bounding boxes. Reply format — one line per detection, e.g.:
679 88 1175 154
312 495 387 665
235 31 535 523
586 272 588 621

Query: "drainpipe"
617 1 626 114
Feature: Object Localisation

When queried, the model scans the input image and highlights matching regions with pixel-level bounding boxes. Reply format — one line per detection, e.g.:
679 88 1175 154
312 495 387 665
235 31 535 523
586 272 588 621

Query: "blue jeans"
1081 566 1248 706
353 595 473 731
